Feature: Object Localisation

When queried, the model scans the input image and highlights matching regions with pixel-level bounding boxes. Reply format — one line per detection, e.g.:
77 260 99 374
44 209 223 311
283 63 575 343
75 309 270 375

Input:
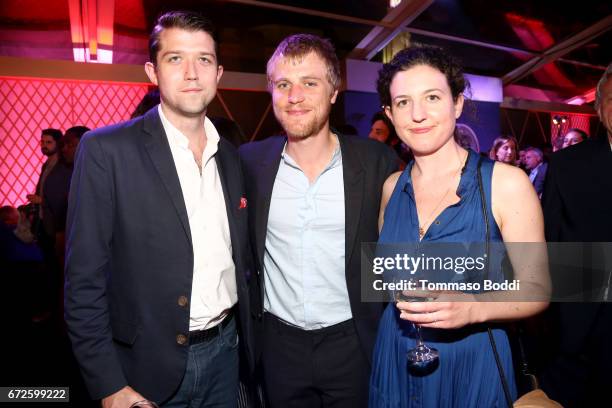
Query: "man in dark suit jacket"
26 128 69 323
540 63 612 407
65 11 254 408
524 147 547 197
239 34 397 407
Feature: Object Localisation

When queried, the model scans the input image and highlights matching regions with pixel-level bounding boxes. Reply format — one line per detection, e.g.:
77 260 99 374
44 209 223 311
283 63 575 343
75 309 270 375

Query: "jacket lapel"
339 135 365 276
255 137 285 267
591 136 612 193
215 140 240 259
142 108 192 247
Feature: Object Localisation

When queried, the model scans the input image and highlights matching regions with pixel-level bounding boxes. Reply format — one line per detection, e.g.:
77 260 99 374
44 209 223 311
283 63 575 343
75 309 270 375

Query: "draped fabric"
369 150 517 407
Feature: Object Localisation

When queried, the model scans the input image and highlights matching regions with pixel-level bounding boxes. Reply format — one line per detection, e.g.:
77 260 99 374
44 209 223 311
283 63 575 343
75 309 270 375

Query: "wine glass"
391 276 439 373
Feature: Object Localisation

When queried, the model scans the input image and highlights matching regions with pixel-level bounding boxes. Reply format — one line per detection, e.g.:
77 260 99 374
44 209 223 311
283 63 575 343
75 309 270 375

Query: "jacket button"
178 295 188 307
176 334 188 345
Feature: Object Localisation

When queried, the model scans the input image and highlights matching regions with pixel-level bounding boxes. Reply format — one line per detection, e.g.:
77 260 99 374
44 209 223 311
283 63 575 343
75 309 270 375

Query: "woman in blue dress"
368 46 550 407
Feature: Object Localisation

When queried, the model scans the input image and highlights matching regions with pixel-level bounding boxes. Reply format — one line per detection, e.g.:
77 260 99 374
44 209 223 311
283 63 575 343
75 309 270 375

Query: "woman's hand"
396 291 483 329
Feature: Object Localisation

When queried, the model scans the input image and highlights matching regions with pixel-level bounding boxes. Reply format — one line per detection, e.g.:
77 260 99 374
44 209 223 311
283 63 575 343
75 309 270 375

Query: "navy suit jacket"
65 107 254 402
36 160 72 235
531 162 548 196
238 134 397 363
540 135 612 406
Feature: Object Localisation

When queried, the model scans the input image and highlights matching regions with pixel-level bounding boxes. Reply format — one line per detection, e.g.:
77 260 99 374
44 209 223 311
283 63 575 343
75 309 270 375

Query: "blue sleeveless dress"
369 150 517 408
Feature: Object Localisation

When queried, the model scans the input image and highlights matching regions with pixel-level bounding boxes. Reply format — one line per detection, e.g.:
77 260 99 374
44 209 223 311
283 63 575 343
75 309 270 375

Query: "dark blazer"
540 135 612 407
65 107 254 403
542 136 612 242
36 160 72 236
531 162 548 197
238 134 398 363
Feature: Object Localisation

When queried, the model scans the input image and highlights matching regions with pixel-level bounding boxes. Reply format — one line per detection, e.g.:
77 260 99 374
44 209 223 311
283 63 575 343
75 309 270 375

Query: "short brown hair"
266 34 341 91
149 10 219 65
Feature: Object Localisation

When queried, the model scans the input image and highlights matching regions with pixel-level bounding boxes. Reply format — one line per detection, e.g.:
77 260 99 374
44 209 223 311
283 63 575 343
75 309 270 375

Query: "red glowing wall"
1 77 149 206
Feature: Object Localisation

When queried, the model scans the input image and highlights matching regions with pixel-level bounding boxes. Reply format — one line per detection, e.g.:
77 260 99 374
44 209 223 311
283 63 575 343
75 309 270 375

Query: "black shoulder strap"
477 157 513 408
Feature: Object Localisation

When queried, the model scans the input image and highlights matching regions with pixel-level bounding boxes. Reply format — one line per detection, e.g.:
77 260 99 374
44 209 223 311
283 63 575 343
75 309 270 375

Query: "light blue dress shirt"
263 141 352 329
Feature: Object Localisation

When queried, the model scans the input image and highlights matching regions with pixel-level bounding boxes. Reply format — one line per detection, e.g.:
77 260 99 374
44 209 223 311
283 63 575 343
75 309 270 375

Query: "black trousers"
262 313 369 408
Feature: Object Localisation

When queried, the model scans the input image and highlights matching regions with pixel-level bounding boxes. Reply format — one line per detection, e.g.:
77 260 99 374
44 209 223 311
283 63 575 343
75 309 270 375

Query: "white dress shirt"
159 106 237 331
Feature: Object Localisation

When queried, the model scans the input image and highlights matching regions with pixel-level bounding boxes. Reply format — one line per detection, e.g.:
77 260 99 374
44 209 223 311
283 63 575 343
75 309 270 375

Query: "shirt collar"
158 105 220 156
281 133 342 171
402 149 476 201
530 162 543 174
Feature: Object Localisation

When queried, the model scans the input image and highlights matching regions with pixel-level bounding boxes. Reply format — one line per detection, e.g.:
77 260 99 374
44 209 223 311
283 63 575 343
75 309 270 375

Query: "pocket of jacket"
111 319 140 346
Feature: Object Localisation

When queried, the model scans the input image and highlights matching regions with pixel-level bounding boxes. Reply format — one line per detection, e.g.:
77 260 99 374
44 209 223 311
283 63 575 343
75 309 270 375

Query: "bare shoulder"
491 162 533 197
383 171 402 196
379 171 403 231
490 162 543 239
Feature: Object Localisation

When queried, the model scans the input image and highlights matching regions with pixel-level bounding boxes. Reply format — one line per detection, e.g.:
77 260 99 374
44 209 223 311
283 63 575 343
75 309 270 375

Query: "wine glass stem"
414 323 424 346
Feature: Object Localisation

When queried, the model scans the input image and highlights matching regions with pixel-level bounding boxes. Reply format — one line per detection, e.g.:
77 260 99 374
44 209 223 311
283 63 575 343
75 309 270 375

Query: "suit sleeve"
533 163 548 196
541 159 561 241
64 134 128 399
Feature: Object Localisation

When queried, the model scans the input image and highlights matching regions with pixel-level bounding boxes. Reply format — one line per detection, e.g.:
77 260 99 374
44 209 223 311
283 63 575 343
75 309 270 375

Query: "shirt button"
435 220 441 225
178 295 188 307
176 334 188 345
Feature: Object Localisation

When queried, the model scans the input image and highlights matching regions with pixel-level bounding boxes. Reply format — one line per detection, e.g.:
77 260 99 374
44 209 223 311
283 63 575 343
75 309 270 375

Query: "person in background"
552 135 565 152
489 135 518 165
61 126 90 166
524 147 547 197
517 147 528 169
369 111 412 167
540 62 612 408
25 128 70 325
561 128 588 150
131 89 161 119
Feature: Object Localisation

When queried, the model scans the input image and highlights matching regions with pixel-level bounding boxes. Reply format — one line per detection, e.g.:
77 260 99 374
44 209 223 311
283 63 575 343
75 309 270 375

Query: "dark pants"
262 313 369 408
539 303 612 408
163 315 239 408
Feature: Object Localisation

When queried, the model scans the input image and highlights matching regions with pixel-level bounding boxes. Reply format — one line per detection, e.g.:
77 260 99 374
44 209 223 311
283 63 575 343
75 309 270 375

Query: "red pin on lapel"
239 197 248 209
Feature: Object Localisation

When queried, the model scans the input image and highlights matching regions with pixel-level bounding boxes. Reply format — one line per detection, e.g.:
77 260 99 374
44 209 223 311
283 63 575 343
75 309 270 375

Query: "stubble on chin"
278 108 330 140
282 120 317 139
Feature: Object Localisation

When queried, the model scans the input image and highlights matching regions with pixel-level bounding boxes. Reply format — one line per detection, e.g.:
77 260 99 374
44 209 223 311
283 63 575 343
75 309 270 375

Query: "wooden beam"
348 0 433 60
0 56 267 91
502 15 612 85
399 28 606 71
225 0 392 28
0 56 148 83
502 97 596 115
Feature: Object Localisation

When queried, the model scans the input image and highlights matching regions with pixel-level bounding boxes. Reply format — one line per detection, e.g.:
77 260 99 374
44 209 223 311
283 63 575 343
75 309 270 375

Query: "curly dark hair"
376 45 469 109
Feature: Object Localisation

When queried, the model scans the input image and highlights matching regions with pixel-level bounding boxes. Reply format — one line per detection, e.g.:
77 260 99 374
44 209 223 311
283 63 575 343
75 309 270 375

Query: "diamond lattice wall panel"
0 77 149 207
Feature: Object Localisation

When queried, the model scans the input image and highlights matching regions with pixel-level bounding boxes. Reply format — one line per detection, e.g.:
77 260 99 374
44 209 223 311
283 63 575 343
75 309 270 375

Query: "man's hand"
26 194 42 204
101 386 147 408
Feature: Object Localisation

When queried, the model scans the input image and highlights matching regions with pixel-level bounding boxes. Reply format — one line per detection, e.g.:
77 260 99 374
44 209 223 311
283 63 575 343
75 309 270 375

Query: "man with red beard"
239 34 397 407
